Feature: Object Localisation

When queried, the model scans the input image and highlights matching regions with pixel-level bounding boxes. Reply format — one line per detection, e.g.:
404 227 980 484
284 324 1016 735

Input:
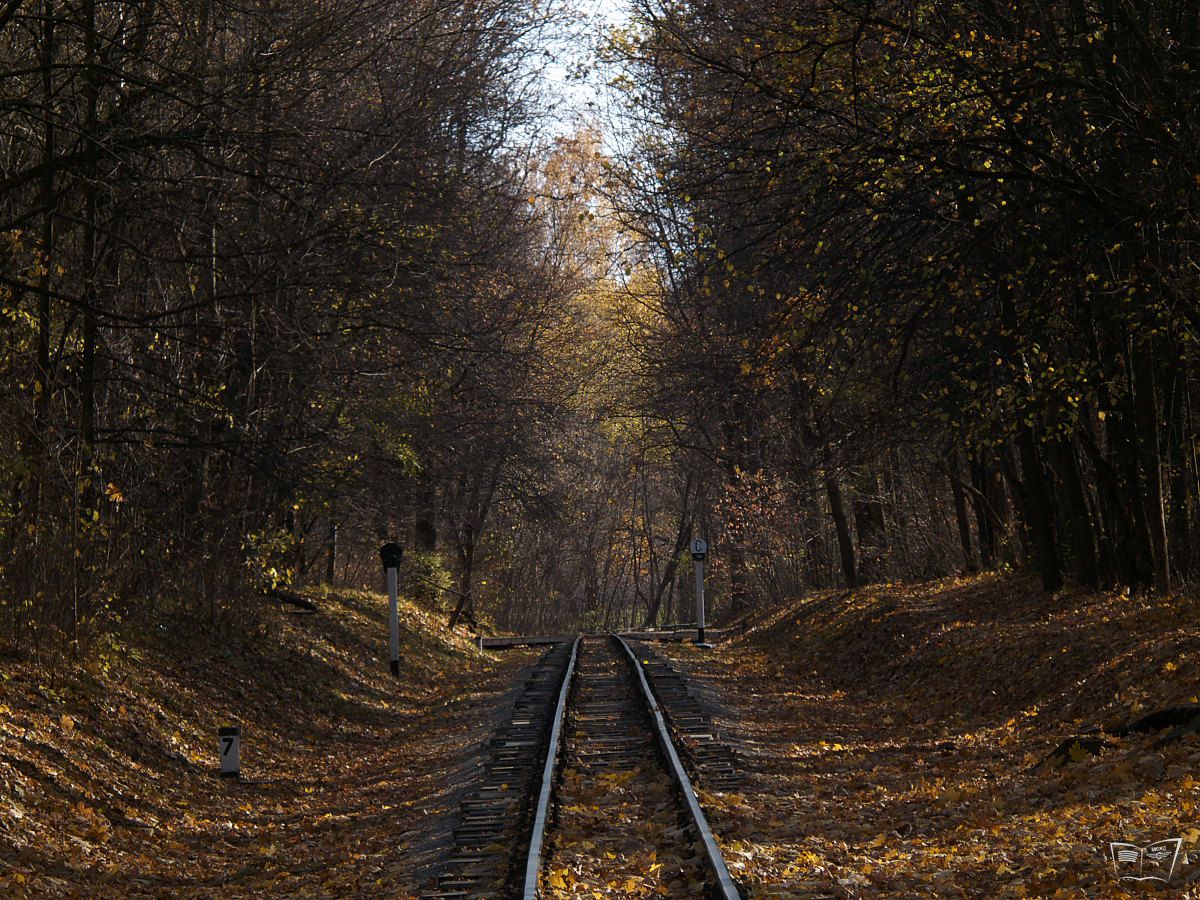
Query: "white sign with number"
218 726 240 777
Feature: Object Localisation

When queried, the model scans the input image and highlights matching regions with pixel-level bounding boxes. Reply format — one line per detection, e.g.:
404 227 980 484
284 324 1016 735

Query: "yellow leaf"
60 714 74 731
548 871 567 889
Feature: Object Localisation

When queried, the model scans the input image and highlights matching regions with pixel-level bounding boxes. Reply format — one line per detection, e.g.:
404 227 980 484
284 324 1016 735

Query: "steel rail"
520 636 580 900
615 635 742 900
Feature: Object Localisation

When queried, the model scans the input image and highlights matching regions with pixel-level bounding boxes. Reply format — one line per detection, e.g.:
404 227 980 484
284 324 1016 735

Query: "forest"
4 0 1200 897
3 0 1198 649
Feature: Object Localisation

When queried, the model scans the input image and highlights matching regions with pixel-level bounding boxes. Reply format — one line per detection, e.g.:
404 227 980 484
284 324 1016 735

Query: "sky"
538 0 632 142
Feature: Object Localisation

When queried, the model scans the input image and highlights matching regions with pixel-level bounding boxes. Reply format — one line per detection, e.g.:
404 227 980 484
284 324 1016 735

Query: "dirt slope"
0 589 533 897
662 573 1200 898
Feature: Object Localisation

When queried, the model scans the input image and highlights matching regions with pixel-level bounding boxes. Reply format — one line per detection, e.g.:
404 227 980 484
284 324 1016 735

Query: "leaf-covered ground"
0 589 534 897
661 573 1200 898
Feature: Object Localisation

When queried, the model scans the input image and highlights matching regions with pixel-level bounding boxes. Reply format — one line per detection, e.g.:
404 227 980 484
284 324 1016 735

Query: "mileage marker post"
691 538 712 648
218 726 240 778
380 542 405 676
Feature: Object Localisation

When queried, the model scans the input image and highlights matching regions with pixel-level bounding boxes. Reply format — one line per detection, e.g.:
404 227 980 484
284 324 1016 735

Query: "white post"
380 542 404 676
388 566 400 676
690 538 708 645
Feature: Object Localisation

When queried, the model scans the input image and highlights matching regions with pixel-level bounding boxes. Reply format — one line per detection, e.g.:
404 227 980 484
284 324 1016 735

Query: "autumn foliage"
609 0 1200 605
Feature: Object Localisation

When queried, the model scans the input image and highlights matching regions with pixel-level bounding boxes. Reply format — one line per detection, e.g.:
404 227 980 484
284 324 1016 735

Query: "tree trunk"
1167 366 1192 581
969 450 997 566
1015 427 1063 592
1132 344 1170 593
949 449 978 571
447 458 501 629
448 544 473 629
1054 440 1099 589
32 0 56 524
415 481 437 552
999 444 1033 564
78 0 99 454
852 472 885 580
823 456 859 589
728 540 750 617
644 477 692 626
325 520 337 585
1079 421 1136 586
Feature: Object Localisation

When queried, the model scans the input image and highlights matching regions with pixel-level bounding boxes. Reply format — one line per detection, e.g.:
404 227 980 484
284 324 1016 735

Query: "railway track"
423 634 740 899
